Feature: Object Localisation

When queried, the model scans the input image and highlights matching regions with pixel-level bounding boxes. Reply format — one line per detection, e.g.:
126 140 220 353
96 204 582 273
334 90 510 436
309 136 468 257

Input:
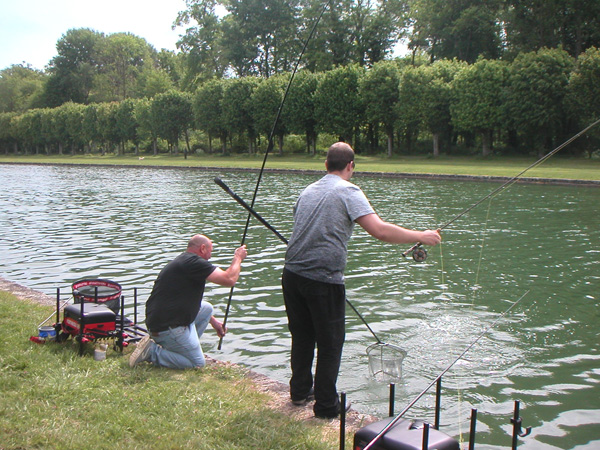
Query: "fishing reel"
402 243 428 262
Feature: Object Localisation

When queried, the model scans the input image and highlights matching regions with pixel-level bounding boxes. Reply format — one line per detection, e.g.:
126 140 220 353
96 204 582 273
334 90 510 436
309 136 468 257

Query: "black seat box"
64 303 116 333
354 417 459 450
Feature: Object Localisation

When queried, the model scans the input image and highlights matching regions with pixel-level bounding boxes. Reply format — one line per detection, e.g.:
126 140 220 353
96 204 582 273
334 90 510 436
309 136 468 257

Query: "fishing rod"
218 1 332 350
402 118 600 262
215 176 385 345
362 290 531 450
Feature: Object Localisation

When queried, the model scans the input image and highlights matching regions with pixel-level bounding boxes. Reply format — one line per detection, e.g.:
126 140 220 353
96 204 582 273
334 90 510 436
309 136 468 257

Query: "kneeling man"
130 234 247 369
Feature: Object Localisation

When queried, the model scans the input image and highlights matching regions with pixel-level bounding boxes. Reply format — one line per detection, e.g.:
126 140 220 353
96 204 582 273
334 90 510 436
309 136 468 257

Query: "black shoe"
291 387 315 406
314 401 351 419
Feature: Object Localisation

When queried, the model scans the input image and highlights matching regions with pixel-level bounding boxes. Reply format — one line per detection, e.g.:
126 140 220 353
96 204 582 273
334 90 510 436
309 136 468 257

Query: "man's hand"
234 245 248 261
420 229 442 246
210 316 227 338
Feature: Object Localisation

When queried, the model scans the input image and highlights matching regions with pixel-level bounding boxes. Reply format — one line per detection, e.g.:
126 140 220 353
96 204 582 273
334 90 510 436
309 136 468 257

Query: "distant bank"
0 157 600 187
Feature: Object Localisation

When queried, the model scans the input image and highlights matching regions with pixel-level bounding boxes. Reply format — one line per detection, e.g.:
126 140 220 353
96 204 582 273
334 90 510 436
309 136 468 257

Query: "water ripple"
1 164 599 448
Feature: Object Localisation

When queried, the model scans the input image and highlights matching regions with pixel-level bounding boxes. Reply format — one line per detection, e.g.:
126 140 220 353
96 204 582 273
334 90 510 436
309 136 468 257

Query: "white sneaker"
129 335 152 367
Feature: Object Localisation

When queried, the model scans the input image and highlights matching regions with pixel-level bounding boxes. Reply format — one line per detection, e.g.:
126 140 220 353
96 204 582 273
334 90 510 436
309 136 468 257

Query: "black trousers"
282 268 346 417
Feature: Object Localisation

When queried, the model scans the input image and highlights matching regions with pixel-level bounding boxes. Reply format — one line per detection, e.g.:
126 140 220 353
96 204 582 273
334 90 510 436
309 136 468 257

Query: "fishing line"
402 117 600 262
362 289 531 450
474 198 494 287
218 1 332 349
215 177 386 345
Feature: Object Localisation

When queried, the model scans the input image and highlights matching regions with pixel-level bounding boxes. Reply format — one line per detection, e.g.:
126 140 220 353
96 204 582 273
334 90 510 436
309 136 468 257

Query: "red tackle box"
63 303 116 335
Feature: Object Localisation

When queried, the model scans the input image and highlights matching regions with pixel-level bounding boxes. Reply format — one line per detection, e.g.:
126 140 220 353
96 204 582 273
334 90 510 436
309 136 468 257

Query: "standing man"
282 142 441 419
130 234 247 369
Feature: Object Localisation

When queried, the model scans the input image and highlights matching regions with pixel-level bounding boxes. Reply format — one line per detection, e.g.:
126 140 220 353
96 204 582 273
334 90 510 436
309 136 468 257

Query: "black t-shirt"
145 252 217 332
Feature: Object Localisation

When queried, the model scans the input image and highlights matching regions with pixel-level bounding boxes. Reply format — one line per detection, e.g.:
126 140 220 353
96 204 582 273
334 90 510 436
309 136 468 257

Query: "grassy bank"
1 153 599 181
0 292 348 450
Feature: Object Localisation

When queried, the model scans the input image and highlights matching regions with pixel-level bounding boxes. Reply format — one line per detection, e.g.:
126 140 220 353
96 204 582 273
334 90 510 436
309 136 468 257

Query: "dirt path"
1 276 378 439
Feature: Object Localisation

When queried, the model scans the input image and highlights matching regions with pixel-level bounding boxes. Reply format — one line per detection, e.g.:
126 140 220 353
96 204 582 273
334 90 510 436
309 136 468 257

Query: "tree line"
1 0 599 157
3 0 600 107
1 46 599 158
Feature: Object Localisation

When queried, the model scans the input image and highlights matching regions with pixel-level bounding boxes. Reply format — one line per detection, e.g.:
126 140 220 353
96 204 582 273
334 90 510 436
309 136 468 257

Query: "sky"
0 0 409 72
0 0 188 71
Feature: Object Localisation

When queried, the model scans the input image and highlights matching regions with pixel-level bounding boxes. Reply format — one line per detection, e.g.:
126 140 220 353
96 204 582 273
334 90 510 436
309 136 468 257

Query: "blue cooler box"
354 417 459 450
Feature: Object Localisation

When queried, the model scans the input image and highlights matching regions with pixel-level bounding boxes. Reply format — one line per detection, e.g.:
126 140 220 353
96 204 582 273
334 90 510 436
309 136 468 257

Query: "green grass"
0 292 347 450
1 153 599 181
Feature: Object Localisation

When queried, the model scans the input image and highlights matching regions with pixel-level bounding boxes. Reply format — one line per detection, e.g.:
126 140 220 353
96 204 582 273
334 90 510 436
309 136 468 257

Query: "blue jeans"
148 301 214 369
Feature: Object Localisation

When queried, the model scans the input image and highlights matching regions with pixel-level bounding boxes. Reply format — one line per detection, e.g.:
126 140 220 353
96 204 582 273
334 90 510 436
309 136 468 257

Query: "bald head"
188 234 213 259
326 142 355 172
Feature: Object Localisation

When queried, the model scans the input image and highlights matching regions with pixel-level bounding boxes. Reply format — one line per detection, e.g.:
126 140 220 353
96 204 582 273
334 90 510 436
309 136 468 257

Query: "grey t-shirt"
284 173 375 284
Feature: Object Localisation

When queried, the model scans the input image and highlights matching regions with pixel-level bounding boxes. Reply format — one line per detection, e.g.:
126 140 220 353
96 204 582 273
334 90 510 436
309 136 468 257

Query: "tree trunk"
481 129 492 156
184 130 191 159
387 130 393 157
432 133 440 157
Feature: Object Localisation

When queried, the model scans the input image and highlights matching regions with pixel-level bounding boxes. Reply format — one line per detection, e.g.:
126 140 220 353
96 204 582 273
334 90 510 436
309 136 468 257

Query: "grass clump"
0 291 343 450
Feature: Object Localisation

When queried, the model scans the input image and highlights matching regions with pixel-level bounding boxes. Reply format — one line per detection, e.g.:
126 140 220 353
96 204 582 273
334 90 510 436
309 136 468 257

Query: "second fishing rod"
402 117 600 262
214 176 386 345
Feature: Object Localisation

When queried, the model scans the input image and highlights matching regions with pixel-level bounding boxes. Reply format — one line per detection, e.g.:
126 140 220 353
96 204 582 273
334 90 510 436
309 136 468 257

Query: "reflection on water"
1 163 598 449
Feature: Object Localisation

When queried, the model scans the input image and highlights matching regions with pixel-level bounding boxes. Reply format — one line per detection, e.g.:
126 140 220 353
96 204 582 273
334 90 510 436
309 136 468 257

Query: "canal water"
0 163 598 449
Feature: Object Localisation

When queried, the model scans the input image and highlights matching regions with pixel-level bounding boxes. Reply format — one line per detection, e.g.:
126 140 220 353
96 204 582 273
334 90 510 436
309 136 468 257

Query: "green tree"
95 33 155 101
302 0 359 71
44 28 104 106
136 68 174 99
502 0 600 58
0 112 17 154
314 65 364 145
24 109 46 154
96 102 120 154
0 65 46 113
222 77 261 153
360 60 401 155
151 91 194 157
39 108 55 155
396 65 425 153
450 58 508 156
81 104 100 154
251 73 288 155
283 70 321 154
422 60 465 156
193 78 228 153
399 59 465 156
115 98 140 155
63 102 87 154
408 0 502 63
302 0 406 71
50 103 73 155
135 98 160 155
567 47 600 157
220 0 300 77
348 0 408 66
9 114 28 154
506 48 574 157
175 0 227 89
